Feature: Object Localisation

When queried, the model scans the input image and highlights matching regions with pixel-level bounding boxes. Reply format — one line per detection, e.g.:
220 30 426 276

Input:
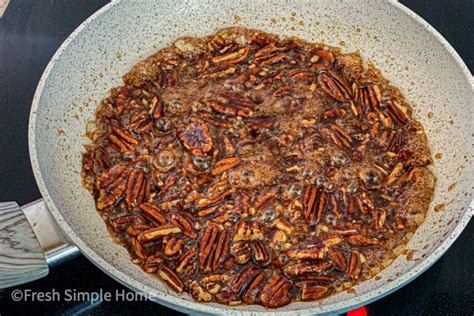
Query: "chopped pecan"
163 236 185 256
149 96 164 119
178 118 213 156
321 234 344 247
233 220 264 241
231 241 252 264
273 218 294 235
386 162 405 186
260 272 292 308
189 280 212 302
394 216 406 230
208 35 226 51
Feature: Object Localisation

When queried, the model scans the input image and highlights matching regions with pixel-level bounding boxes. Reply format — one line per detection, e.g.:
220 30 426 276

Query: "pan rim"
28 0 473 314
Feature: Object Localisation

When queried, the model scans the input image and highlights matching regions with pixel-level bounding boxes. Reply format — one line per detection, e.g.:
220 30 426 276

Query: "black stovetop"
0 1 472 315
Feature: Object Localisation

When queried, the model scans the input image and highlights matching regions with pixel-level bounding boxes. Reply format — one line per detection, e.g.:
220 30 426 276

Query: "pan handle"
0 199 79 289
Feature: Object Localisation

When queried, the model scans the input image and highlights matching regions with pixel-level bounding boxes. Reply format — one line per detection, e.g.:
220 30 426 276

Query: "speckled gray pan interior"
29 0 473 314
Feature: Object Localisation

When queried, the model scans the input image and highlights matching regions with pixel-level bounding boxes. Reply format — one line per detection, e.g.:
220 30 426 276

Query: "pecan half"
327 246 347 271
317 70 352 102
355 84 382 111
132 238 149 260
149 96 164 119
348 250 362 280
209 100 253 117
139 203 167 225
130 110 153 132
242 271 266 304
143 255 163 273
287 245 326 260
137 224 182 243
302 185 328 226
385 100 409 125
159 263 184 293
260 272 292 308
254 192 276 212
252 241 271 266
97 165 131 210
178 118 213 156
319 124 352 148
107 127 139 153
125 168 147 209
211 157 241 175
300 283 330 301
347 235 379 246
171 213 197 239
284 261 332 276
110 215 134 232
198 225 230 272
229 265 261 295
211 47 250 64
176 247 197 273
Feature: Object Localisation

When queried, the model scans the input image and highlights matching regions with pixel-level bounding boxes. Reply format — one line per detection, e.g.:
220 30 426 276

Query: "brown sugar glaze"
82 27 435 308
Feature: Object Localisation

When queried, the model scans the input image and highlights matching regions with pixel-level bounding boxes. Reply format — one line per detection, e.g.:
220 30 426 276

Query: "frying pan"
0 0 472 314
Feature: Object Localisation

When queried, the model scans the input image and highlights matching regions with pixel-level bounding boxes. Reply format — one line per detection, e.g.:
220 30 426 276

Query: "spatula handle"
0 200 80 289
0 201 48 288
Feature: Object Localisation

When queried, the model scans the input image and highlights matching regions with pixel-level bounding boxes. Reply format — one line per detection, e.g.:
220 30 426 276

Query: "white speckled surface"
29 0 473 314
